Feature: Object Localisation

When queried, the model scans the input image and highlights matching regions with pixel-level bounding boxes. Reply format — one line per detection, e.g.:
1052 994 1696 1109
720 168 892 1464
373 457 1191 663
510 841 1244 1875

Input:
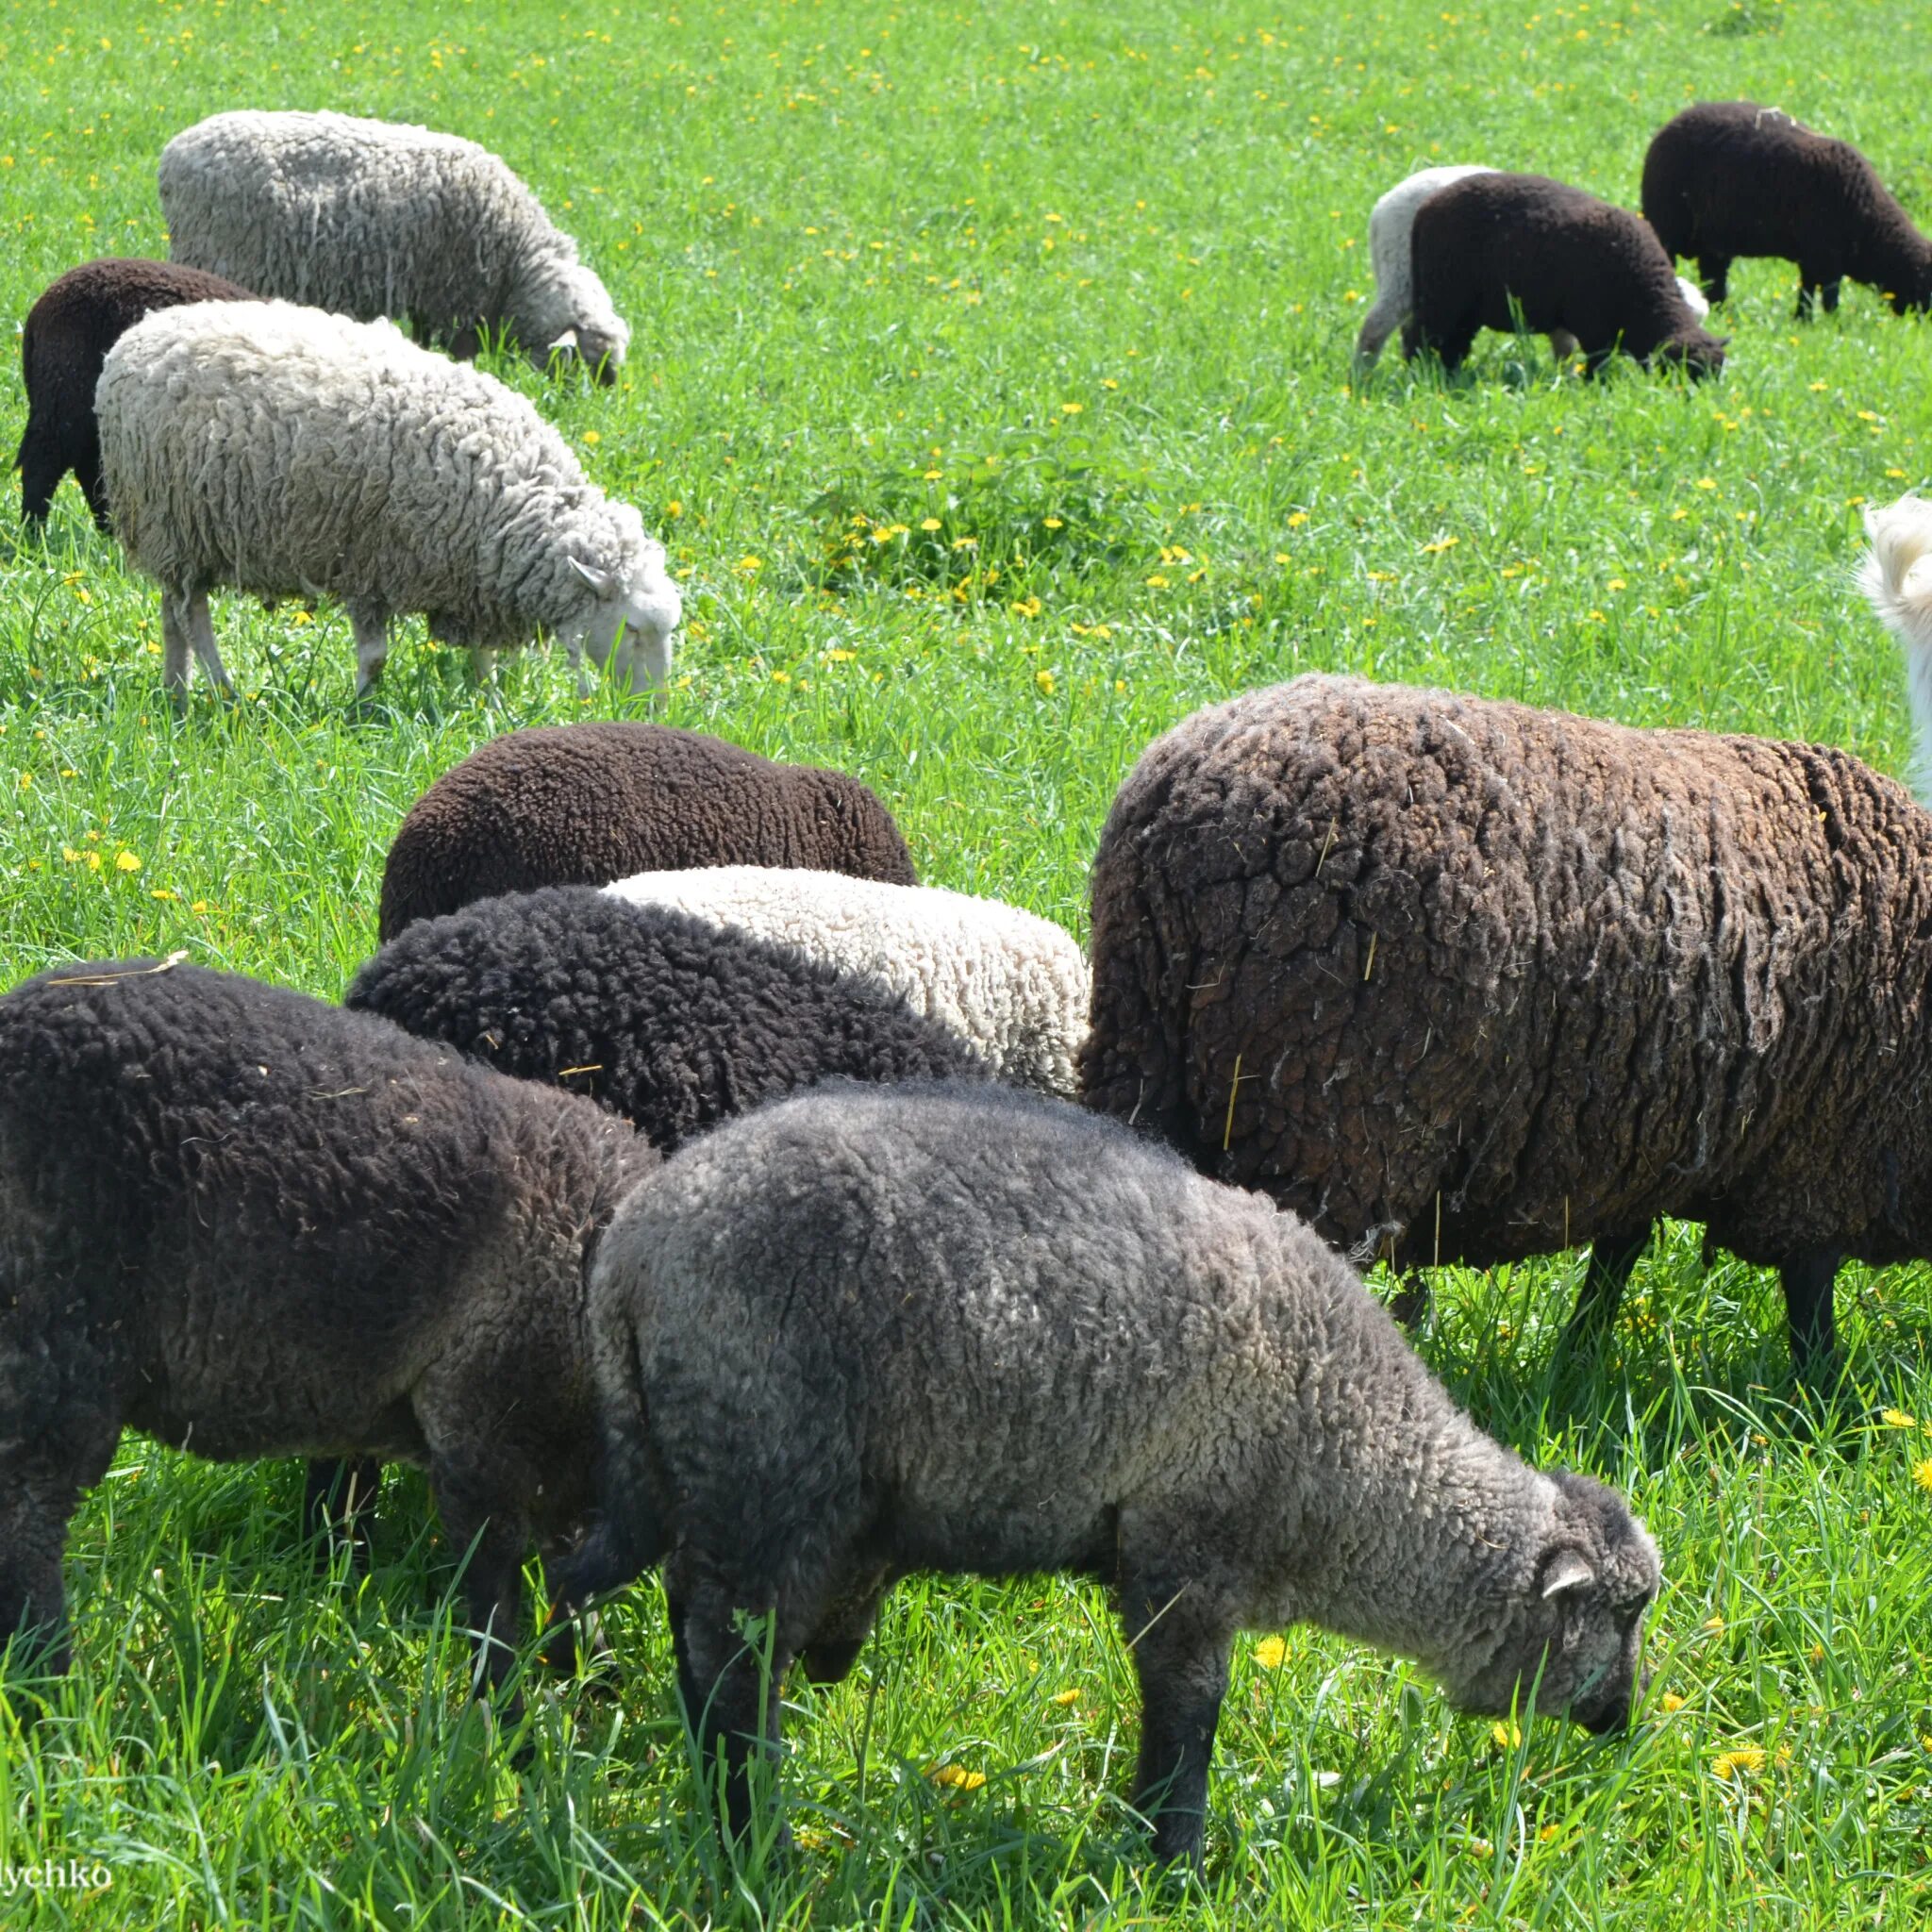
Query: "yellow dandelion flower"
17 772 29 790
1695 477 1717 491
1538 1823 1559 1843
1253 1635 1288 1669
582 429 601 445
1144 574 1170 589
1012 596 1042 619
1712 1746 1765 1780
1881 1408 1918 1428
1491 1721 1523 1748
1912 1457 1932 1494
1101 377 1120 391
665 500 683 518
1043 516 1063 530
1660 1692 1687 1714
1466 1837 1493 1857
929 1764 986 1790
825 648 855 663
150 888 176 902
1059 401 1084 415
923 468 943 480
738 556 762 574
87 852 101 873
920 517 942 531
1050 1688 1080 1707
1607 577 1627 591
1422 535 1459 555
793 1826 831 1852
1808 380 1828 391
1670 507 1690 521
115 850 142 873
952 536 978 551
1034 668 1055 695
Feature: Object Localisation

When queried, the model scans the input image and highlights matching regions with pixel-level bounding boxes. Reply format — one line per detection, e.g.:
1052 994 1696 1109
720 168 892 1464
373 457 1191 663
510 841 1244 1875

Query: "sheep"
1077 524 1932 1377
158 110 629 380
377 723 917 943
13 259 258 532
1405 172 1726 378
602 865 1091 1098
558 1082 1660 1864
0 956 655 1710
1355 165 1710 373
1642 101 1932 318
95 300 680 704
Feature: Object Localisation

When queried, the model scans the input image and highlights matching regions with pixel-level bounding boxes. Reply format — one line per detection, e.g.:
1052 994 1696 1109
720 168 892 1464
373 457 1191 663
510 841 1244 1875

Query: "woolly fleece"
567 1082 1658 1861
0 958 654 1700
377 723 916 941
601 865 1091 1098
158 110 629 376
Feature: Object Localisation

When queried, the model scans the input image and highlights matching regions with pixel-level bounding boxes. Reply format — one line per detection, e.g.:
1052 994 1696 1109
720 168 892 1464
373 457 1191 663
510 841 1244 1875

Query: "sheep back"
14 259 258 530
1080 674 1932 1274
345 887 989 1149
378 723 917 941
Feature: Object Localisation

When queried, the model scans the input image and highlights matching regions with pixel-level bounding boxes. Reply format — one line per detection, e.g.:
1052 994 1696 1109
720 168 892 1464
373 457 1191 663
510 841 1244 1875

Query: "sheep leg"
1821 278 1842 315
469 646 499 684
1353 301 1401 373
1560 1226 1653 1348
1121 1568 1231 1867
15 416 65 531
1795 275 1824 321
796 1568 891 1686
181 590 234 698
429 1466 531 1722
302 1456 381 1569
671 1570 793 1848
1547 328 1580 364
1698 257 1731 306
161 595 192 698
1778 1245 1840 1377
1388 1273 1431 1330
73 442 111 532
1 1410 122 1674
349 605 391 699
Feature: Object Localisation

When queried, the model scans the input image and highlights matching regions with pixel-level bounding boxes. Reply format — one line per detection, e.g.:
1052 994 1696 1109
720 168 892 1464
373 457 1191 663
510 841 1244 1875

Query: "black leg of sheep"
1779 1246 1841 1381
1698 256 1732 306
303 1456 382 1570
1558 1226 1655 1352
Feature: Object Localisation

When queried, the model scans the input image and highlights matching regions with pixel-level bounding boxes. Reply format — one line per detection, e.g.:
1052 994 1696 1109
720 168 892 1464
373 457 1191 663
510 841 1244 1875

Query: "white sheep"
96 301 680 703
1355 163 1711 372
602 866 1091 1098
159 110 629 380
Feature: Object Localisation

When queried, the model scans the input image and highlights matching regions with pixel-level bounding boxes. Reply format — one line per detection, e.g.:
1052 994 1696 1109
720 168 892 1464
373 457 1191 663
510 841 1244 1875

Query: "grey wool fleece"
566 1082 1658 1863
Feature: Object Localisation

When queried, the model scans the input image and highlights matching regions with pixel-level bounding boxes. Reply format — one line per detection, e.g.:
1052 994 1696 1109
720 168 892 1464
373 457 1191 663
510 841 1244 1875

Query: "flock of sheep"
4 92 1932 1872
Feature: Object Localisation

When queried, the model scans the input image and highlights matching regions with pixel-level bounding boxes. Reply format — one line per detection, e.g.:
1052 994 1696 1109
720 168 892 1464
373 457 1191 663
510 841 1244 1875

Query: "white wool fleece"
159 109 629 375
97 301 679 690
1861 492 1932 800
604 866 1091 1099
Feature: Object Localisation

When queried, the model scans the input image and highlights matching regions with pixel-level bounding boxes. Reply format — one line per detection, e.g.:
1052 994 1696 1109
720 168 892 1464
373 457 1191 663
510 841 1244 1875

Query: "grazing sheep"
1356 165 1709 372
0 957 654 1707
1643 101 1932 317
13 258 258 532
559 1083 1659 1864
96 301 680 702
158 110 629 379
378 724 917 943
602 865 1091 1098
1405 173 1725 378
1078 541 1932 1374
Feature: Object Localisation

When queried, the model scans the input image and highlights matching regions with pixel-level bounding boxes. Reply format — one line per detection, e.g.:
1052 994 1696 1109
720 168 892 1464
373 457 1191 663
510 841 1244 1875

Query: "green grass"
1 0 1929 1924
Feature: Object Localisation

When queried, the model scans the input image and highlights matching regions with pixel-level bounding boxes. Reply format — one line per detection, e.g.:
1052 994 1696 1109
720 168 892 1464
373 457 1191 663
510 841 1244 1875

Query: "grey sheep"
377 723 917 942
560 1083 1660 1865
158 109 629 379
1643 101 1932 317
96 300 680 703
1406 172 1725 378
13 258 258 532
0 957 655 1711
1078 535 1932 1374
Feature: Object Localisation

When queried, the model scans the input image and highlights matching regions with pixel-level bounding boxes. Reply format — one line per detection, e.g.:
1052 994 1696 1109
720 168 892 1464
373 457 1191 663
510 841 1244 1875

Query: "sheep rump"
13 259 258 531
0 958 653 1703
96 300 679 700
564 1082 1658 1863
158 109 629 377
377 723 916 941
1079 668 1932 1368
1642 101 1932 316
602 865 1091 1098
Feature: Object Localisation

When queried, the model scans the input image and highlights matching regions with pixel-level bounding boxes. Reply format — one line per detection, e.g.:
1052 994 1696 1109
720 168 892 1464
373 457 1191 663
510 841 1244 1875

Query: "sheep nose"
594 358 619 388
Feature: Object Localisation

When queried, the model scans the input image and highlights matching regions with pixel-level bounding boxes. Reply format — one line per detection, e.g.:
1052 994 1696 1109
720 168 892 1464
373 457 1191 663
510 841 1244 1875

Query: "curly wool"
1080 669 1932 1350
1407 172 1725 375
346 888 989 1148
158 110 628 373
569 1083 1657 1860
13 258 258 531
97 301 677 673
1643 101 1932 316
602 865 1091 1098
0 958 653 1685
378 724 916 941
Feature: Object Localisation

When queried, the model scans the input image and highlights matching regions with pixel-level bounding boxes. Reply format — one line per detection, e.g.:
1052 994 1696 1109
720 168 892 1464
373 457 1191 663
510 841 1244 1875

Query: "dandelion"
1012 596 1042 619
1059 401 1083 415
826 648 856 663
1043 516 1063 530
150 888 176 902
1670 507 1690 522
582 429 602 445
1102 377 1120 391
16 773 29 790
1912 1456 1932 1495
1695 477 1716 491
1466 1837 1494 1857
1422 535 1459 555
114 851 142 874
1050 1689 1080 1707
1144 574 1170 589
1274 552 1291 564
1491 1720 1523 1748
1809 380 1828 391
1703 1615 1725 1636
1660 1692 1686 1713
665 500 683 518
1607 577 1627 591
1287 510 1309 526
1253 1635 1288 1669
1538 1823 1559 1843
1711 1746 1766 1780
920 517 942 531
771 670 791 685
738 556 763 574
1034 668 1055 695
793 1826 831 1852
929 1764 986 1790
1881 1408 1918 1428
952 536 978 551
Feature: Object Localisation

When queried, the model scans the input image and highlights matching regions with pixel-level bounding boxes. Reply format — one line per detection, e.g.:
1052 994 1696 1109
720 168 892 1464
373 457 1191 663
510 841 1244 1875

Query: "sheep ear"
549 328 581 358
570 556 615 595
1541 1550 1595 1599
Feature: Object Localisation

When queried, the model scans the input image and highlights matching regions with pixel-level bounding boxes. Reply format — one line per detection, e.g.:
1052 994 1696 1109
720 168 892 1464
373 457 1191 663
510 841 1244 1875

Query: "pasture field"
0 0 1929 1924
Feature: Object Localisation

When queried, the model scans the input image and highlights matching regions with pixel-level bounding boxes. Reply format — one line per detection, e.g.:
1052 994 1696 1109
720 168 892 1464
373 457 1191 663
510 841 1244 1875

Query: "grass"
0 0 1929 1923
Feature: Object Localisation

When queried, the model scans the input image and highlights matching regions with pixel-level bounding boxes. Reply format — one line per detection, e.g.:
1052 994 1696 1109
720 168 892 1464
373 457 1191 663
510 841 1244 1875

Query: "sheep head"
1649 328 1727 380
568 536 681 694
1439 1470 1660 1737
523 260 630 385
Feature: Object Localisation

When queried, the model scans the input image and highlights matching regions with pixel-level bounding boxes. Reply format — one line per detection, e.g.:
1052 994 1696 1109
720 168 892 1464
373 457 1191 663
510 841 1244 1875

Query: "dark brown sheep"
14 258 258 530
1078 668 1932 1376
378 723 917 941
1642 101 1932 317
1405 172 1725 378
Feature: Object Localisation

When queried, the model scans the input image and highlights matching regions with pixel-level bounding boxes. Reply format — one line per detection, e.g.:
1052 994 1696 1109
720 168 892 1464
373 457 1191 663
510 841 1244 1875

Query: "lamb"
558 1082 1659 1864
95 301 680 703
377 723 917 942
1077 512 1932 1375
602 865 1091 1098
0 957 654 1709
13 258 258 532
158 110 629 380
1355 165 1709 372
1642 101 1932 318
1405 172 1726 378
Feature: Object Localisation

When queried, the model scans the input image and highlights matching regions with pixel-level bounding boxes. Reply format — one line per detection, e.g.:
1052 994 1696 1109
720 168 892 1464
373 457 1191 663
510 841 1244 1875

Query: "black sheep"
378 722 917 941
14 258 258 530
1405 172 1725 378
0 957 653 1710
1642 101 1932 317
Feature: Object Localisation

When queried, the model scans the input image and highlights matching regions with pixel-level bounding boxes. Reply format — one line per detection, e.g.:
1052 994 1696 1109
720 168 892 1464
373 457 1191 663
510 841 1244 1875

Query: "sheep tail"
1860 492 1932 799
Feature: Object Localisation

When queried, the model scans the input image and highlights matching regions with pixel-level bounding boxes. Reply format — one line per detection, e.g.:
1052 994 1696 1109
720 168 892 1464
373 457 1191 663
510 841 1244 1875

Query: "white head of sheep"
568 547 681 693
